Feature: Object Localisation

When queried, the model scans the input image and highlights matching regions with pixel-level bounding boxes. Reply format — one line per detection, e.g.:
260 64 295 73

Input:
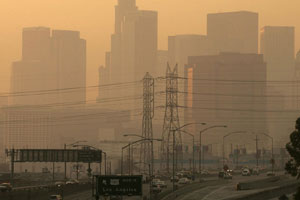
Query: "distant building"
185 53 267 150
102 0 157 107
207 11 258 54
156 50 169 77
260 26 295 109
11 27 86 105
295 50 300 108
168 35 215 77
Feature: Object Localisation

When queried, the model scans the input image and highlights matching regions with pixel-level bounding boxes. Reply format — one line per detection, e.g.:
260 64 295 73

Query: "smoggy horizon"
0 0 300 95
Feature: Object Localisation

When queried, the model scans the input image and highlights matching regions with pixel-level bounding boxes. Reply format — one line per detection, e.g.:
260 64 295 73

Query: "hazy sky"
0 0 299 95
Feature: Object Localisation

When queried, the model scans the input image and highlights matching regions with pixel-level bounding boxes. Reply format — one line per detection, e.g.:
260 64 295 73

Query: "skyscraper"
185 53 267 143
51 30 86 104
260 26 295 109
207 11 258 54
168 34 215 77
100 0 157 103
11 27 86 105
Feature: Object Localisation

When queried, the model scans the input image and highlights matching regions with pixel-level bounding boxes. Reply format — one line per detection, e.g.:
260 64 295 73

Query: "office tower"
51 30 86 104
11 27 86 105
260 26 295 109
185 53 267 143
207 11 258 54
122 10 158 82
103 0 157 103
295 50 300 109
156 50 169 77
22 27 51 61
168 34 215 77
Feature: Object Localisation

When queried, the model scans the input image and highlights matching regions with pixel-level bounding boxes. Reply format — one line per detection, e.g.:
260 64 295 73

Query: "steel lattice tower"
140 72 154 174
161 64 182 173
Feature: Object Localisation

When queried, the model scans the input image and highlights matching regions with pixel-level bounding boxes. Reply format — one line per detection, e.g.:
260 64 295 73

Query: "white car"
178 178 191 184
242 169 251 176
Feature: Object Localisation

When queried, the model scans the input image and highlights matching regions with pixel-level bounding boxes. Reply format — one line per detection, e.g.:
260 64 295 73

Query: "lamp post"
257 132 274 173
198 125 227 178
123 134 161 177
121 138 162 175
64 140 87 180
72 144 103 177
134 162 152 200
171 122 206 192
179 130 195 179
222 131 248 169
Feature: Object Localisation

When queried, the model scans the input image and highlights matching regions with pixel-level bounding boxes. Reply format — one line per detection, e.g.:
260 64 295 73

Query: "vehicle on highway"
54 181 65 187
242 169 251 176
48 194 63 200
66 179 79 185
0 183 12 192
223 172 233 179
178 177 191 184
201 170 209 175
218 171 225 178
252 168 260 175
152 178 161 185
157 180 167 188
151 184 162 193
170 175 179 182
266 171 275 176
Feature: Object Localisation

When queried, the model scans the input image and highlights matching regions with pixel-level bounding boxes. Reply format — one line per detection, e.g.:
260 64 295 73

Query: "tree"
285 117 300 199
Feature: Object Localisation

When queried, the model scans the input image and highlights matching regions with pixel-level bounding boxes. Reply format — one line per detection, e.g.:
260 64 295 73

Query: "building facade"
207 11 258 54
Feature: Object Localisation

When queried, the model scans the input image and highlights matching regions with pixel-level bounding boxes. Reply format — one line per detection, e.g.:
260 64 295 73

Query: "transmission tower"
140 72 154 175
161 64 182 173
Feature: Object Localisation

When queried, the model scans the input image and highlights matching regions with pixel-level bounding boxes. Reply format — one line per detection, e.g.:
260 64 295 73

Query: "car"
201 170 209 175
178 178 191 184
151 185 162 193
218 171 225 178
223 172 233 179
0 183 12 192
66 179 79 185
157 180 167 188
242 169 251 176
170 176 179 182
54 181 65 187
252 168 260 175
267 171 275 176
48 195 63 200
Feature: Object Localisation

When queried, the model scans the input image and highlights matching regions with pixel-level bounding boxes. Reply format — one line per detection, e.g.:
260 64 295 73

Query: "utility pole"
64 144 67 180
161 64 182 174
140 73 154 176
255 135 259 168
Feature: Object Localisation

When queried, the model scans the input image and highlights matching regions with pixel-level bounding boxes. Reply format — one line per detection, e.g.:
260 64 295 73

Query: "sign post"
94 175 142 199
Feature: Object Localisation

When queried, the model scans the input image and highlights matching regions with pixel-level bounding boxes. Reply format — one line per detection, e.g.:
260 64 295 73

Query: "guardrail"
0 182 92 200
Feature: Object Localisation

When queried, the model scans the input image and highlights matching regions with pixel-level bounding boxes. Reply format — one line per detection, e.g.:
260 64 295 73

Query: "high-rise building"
295 50 300 109
207 11 258 54
100 0 157 103
168 34 215 78
11 27 86 105
260 26 295 109
51 30 86 103
22 27 51 61
260 26 295 81
185 53 267 146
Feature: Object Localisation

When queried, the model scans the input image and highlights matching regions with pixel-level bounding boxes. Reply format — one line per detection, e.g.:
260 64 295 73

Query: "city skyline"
0 0 300 95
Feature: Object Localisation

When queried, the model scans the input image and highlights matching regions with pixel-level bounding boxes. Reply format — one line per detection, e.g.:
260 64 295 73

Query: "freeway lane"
178 173 289 200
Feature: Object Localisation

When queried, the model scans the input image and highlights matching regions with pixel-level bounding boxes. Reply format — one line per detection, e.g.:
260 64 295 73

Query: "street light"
179 130 195 180
199 125 227 177
64 140 87 180
134 162 152 200
222 131 248 169
121 138 162 175
171 122 206 192
256 132 274 173
72 144 104 177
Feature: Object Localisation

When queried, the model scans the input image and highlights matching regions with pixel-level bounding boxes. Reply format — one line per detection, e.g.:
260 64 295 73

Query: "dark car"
218 171 225 178
0 183 12 192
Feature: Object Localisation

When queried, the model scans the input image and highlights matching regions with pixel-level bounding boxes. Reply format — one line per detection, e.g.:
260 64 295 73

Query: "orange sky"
0 0 299 96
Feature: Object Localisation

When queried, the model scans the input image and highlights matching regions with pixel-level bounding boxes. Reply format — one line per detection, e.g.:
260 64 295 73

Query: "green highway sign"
96 175 142 196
